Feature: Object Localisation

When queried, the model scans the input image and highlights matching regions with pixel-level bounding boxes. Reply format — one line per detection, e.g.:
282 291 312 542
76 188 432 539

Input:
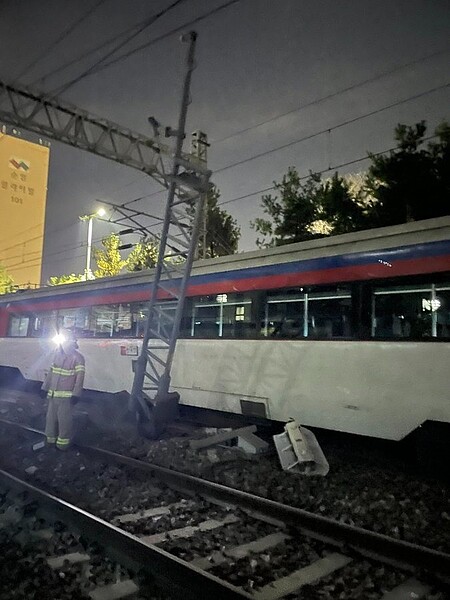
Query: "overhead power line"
0 220 77 254
0 222 44 250
213 82 450 175
54 0 241 87
8 251 87 273
218 133 441 207
91 49 450 211
5 133 441 272
3 111 445 266
0 234 44 254
5 233 109 271
15 0 109 83
34 18 158 86
54 0 189 96
9 130 440 271
210 46 450 146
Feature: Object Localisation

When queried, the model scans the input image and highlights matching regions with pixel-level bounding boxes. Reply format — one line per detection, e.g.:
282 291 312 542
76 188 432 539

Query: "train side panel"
1 337 448 441
170 339 450 440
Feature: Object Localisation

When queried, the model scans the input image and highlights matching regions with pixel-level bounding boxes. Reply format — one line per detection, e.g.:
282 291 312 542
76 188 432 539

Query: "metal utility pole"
129 32 212 437
191 131 209 259
79 208 106 280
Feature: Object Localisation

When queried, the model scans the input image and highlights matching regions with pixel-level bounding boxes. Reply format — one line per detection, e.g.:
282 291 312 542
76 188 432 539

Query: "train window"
191 294 253 338
89 305 116 337
88 304 135 337
131 303 148 338
115 304 135 336
57 307 91 336
222 303 253 338
129 301 178 338
264 287 351 338
433 285 450 338
372 286 432 338
7 315 30 337
308 292 352 338
264 296 305 338
29 310 58 338
192 304 219 338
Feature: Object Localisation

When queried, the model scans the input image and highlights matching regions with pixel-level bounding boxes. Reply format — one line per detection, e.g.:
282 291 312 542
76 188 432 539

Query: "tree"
251 168 367 247
195 186 240 258
48 273 84 285
126 239 159 272
252 169 314 247
319 172 369 235
0 263 14 294
365 120 450 226
93 233 127 278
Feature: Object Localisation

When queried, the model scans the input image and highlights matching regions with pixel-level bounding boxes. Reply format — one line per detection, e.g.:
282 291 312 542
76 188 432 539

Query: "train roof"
2 216 450 304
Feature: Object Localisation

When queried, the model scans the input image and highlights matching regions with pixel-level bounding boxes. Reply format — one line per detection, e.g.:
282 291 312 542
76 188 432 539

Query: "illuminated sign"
0 133 50 287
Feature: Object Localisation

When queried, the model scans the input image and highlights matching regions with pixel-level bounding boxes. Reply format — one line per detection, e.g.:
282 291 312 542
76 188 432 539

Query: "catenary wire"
7 0 192 127
55 0 242 86
4 126 443 270
3 84 446 267
22 3 446 154
32 12 176 86
8 10 444 213
53 0 190 96
8 252 87 273
0 221 77 253
217 133 441 207
5 234 110 271
114 77 450 210
3 83 446 263
105 77 449 212
0 223 44 250
210 46 450 145
14 0 109 83
212 82 450 175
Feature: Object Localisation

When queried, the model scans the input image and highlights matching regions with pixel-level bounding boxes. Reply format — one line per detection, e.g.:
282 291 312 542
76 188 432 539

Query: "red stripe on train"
3 254 450 315
190 255 450 295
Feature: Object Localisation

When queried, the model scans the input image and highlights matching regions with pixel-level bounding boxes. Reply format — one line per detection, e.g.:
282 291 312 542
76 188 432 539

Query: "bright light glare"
422 298 441 312
97 207 106 217
52 333 66 345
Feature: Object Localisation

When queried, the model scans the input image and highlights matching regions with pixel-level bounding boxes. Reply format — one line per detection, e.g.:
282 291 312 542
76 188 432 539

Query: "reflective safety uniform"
42 348 85 449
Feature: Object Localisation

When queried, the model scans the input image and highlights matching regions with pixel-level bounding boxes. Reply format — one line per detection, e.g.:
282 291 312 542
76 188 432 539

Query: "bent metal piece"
1 418 449 577
273 421 329 476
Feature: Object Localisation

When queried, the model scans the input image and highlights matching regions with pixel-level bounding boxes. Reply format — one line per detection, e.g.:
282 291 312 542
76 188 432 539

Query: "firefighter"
40 329 85 450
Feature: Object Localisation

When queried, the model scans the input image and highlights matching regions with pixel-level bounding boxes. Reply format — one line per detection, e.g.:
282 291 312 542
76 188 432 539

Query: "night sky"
0 0 449 282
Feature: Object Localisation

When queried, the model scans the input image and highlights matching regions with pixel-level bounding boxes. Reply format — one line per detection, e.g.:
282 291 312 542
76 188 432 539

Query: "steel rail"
1 418 449 577
0 466 251 600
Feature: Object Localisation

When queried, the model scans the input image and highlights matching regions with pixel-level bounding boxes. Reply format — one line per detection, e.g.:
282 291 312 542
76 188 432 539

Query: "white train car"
1 217 449 441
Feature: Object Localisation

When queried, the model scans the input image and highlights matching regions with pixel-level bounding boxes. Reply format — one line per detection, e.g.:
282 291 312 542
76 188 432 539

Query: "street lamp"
79 207 106 280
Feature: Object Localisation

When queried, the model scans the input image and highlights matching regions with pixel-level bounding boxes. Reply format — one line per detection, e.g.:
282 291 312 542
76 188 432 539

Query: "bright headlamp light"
52 333 66 345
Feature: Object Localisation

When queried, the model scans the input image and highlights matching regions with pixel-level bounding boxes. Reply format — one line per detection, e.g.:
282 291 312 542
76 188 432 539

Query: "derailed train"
1 216 449 441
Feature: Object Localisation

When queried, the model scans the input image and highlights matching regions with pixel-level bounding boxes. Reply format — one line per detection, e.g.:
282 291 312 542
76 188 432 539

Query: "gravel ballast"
0 389 449 555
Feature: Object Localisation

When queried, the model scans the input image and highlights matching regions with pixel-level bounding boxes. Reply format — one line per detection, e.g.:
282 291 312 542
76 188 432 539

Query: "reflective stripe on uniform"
50 390 73 398
47 437 56 443
56 437 70 446
51 366 75 376
74 365 85 373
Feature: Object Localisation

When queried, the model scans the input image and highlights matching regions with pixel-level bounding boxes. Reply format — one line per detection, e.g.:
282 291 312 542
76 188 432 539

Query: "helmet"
62 328 77 341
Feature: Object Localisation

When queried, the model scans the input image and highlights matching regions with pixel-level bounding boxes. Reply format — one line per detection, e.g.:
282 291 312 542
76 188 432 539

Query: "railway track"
0 475 153 600
0 418 448 600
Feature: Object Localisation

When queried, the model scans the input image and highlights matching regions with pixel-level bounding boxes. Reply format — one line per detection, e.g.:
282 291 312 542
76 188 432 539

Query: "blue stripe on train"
6 238 450 307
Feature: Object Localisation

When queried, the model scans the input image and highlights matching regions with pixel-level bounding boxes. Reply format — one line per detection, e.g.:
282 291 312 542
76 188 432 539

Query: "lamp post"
79 207 106 280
